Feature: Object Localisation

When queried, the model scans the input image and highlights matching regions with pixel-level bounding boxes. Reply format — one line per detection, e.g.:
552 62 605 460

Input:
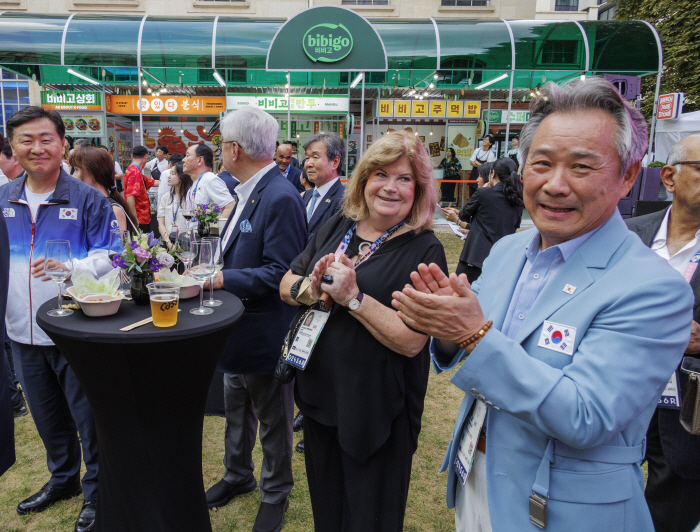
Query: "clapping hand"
441 208 460 224
392 263 487 350
322 255 359 306
308 253 335 302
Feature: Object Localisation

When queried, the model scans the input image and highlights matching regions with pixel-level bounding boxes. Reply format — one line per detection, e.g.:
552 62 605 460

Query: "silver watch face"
348 298 360 311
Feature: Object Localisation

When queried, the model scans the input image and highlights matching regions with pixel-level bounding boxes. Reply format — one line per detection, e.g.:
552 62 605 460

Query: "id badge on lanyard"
454 399 487 486
659 371 682 409
285 309 331 370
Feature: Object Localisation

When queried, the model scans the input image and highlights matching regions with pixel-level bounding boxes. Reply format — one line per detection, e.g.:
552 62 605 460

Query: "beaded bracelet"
458 320 493 350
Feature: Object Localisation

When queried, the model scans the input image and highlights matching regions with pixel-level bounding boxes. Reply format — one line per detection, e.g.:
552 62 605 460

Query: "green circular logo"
303 23 354 63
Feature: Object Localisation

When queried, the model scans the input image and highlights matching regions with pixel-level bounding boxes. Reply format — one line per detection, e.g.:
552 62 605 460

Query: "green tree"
614 0 700 118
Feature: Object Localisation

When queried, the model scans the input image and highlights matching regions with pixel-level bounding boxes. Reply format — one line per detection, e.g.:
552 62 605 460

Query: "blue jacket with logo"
0 170 116 345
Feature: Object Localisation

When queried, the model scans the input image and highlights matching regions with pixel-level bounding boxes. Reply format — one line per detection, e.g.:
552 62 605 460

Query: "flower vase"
198 221 211 238
130 271 155 305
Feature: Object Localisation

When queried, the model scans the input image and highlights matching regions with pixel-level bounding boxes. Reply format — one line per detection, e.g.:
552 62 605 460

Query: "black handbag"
680 357 700 435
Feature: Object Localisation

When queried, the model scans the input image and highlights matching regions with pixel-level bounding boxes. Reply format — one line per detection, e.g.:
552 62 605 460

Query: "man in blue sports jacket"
204 107 307 532
392 78 695 532
0 107 115 532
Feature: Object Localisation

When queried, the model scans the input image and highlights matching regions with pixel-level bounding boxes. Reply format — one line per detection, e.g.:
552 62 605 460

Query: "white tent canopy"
655 110 700 163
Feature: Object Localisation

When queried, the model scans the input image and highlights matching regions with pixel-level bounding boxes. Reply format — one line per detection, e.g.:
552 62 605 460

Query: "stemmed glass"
109 229 129 296
189 240 214 315
45 240 74 317
203 237 223 307
177 231 195 273
182 195 194 232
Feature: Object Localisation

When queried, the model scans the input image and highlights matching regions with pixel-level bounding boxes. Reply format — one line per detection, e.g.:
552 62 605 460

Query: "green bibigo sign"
303 23 354 63
267 6 386 72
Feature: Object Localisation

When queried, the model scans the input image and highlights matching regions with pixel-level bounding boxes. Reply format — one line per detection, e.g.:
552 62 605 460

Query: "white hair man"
204 107 307 532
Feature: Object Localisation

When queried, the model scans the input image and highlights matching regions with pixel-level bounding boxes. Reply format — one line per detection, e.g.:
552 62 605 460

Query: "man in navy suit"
302 132 345 242
217 168 239 196
276 142 304 193
205 107 307 532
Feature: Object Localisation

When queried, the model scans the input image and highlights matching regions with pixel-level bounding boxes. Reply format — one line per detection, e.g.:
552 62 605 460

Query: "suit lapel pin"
563 284 576 295
325 199 331 203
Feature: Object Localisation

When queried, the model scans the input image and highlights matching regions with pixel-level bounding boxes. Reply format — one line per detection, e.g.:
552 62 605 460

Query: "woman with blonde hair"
280 130 447 531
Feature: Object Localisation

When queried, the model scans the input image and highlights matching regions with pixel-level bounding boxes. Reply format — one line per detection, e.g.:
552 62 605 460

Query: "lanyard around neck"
682 250 700 283
334 219 406 268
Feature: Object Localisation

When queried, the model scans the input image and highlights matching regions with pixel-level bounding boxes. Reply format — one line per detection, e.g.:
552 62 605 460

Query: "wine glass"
202 237 223 307
189 241 214 315
45 240 74 317
177 231 195 273
182 195 194 232
109 229 129 296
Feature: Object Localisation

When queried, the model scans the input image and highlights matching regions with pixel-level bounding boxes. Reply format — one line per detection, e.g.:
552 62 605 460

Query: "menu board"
62 114 105 138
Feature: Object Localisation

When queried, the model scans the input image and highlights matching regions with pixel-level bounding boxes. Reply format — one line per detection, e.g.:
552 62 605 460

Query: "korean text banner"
226 94 349 114
106 96 226 116
41 91 102 111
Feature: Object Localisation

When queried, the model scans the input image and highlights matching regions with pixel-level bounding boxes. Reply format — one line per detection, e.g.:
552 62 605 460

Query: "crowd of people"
0 75 699 532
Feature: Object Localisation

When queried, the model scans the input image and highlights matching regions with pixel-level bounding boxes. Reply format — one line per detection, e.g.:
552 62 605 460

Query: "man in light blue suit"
392 78 695 532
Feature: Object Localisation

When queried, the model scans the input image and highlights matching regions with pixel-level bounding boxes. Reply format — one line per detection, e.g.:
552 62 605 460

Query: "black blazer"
458 182 523 268
217 166 308 374
303 179 345 243
626 207 700 477
285 165 305 193
0 212 15 477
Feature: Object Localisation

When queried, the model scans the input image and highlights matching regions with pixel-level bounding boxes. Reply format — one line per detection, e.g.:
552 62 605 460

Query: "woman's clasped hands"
309 253 359 307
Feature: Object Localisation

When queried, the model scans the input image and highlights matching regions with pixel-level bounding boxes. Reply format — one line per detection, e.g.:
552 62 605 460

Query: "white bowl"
66 287 123 317
179 284 200 299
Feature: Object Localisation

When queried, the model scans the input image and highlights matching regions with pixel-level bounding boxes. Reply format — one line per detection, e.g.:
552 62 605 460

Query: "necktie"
307 190 320 223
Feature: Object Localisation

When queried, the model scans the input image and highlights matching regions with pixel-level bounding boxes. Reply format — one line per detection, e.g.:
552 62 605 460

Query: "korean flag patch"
59 208 78 220
537 320 577 356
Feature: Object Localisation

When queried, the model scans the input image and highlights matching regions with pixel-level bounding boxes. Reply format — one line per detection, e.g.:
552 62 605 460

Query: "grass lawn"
0 229 646 530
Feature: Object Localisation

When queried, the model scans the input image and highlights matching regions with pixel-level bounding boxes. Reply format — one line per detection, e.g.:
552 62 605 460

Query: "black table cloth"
37 291 244 532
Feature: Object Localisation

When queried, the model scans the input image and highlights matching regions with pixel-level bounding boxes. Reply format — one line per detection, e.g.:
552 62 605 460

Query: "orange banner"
106 95 226 116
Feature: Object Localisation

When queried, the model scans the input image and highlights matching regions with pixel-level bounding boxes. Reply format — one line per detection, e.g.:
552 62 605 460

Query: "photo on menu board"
348 140 357 154
429 142 441 157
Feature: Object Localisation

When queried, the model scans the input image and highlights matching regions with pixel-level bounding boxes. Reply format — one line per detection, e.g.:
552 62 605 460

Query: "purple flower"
112 255 127 269
132 246 151 262
156 252 174 269
149 258 162 271
213 205 221 213
147 232 155 248
129 240 138 250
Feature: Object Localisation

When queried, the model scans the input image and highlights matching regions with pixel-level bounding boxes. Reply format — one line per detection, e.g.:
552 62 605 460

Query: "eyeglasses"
674 161 700 166
221 140 238 146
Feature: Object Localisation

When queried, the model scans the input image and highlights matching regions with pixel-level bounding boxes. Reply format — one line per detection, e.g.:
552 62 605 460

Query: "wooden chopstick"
120 310 181 332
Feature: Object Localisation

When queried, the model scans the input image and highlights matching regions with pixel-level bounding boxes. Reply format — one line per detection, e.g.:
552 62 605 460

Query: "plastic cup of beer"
146 282 180 327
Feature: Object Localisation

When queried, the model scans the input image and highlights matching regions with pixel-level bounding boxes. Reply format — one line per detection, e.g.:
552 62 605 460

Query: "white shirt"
146 157 169 176
507 148 522 165
189 170 235 210
157 167 171 206
0 170 8 187
221 162 277 251
157 189 188 238
25 189 54 219
651 206 700 275
114 161 123 175
470 147 497 164
307 177 339 219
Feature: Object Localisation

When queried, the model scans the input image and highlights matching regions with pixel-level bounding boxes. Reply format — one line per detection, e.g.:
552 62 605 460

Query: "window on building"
1 69 31 135
440 0 488 5
554 0 579 11
540 40 579 66
341 0 390 5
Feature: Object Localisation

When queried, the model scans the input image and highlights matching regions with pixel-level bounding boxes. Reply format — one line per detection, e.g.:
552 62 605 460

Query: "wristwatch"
348 291 364 311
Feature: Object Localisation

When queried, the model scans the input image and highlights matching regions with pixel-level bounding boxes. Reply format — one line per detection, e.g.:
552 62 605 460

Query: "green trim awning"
0 12 661 88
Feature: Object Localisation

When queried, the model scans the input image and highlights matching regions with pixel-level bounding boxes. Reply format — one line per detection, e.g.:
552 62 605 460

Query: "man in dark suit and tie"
626 134 700 532
276 142 304 193
302 132 345 243
0 133 15 478
204 107 307 532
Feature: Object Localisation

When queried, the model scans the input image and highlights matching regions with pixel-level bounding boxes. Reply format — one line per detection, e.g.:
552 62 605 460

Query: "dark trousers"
223 373 294 504
303 408 413 532
3 332 22 408
456 261 482 285
139 223 151 233
645 410 700 532
10 340 98 501
440 182 457 203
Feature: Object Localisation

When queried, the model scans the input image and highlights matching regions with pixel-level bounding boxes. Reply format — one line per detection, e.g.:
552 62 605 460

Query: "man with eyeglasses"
627 134 700 532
